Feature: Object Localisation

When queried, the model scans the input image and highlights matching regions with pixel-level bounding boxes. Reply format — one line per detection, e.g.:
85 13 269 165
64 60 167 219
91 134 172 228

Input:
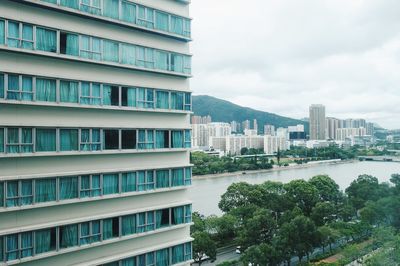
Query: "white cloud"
190 0 400 129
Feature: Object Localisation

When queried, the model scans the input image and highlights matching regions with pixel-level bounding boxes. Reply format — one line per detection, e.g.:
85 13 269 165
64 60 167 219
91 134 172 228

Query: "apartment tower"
0 0 193 265
309 104 326 140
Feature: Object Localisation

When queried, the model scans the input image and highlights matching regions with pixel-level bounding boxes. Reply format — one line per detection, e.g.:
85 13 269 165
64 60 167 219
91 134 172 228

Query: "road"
201 246 240 266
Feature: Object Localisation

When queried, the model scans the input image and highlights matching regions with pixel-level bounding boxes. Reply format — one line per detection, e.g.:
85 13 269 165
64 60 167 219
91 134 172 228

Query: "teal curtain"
7 128 19 153
80 129 90 151
155 210 162 229
172 169 184 186
6 234 18 261
184 130 191 148
103 40 119 62
35 179 56 203
92 221 101 242
6 181 18 207
21 128 33 153
122 172 136 193
137 47 145 68
103 85 112 105
60 129 78 151
0 236 2 261
60 0 79 9
121 1 136 23
171 16 183 36
156 91 169 109
155 11 169 32
172 131 183 148
60 224 78 248
122 214 136 236
155 51 168 71
92 83 101 105
80 82 90 104
6 75 19 100
18 233 30 258
147 131 154 149
21 180 33 205
36 27 56 52
80 175 90 198
22 24 33 50
103 0 119 19
80 222 90 245
156 170 169 188
137 212 146 233
0 20 5 45
36 128 56 152
66 33 79 56
0 128 3 153
121 44 135 65
103 174 119 195
185 167 192 185
138 6 154 28
43 0 57 3
35 229 52 254
60 80 79 103
7 21 19 48
0 73 4 98
183 19 191 37
173 207 184 225
146 89 154 108
147 212 154 231
138 130 146 149
122 258 136 266
185 205 192 223
155 130 166 149
81 0 101 15
59 176 78 200
22 76 33 101
172 244 184 264
147 253 155 266
184 93 191 110
147 171 154 190
156 249 169 266
171 92 184 110
92 175 101 196
184 56 192 74
0 182 3 207
171 54 184 73
138 171 146 191
102 218 113 240
184 243 192 261
36 78 56 102
127 87 136 107
92 129 101 150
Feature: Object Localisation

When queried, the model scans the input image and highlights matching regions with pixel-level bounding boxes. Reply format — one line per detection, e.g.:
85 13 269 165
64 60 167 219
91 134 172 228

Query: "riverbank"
193 159 357 180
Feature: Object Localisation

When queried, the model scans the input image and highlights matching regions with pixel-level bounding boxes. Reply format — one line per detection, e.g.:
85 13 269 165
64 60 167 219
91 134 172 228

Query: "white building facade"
264 135 287 155
0 0 193 265
226 135 264 155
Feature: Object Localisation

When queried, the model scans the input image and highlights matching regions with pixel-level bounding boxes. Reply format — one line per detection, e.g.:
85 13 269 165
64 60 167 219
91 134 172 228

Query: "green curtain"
147 212 154 231
137 47 145 68
103 174 119 195
80 175 90 198
173 207 184 225
121 44 135 65
92 83 101 105
172 244 184 264
121 215 136 236
183 19 191 37
60 0 79 9
147 171 154 190
6 181 18 207
138 6 154 29
122 172 136 193
147 253 154 266
36 78 56 102
103 0 119 19
59 176 78 200
103 40 119 63
185 205 192 223
172 131 183 148
80 222 90 245
137 212 146 233
155 130 166 149
155 50 168 71
0 73 4 98
127 87 136 107
155 210 162 229
172 169 184 186
156 170 169 188
103 85 112 105
22 24 33 49
155 11 169 32
92 129 101 151
184 242 192 261
7 21 19 48
60 224 78 248
184 56 192 74
60 80 79 103
121 1 136 23
22 76 33 101
102 218 113 240
171 92 184 110
60 129 78 151
7 128 19 153
185 167 192 185
138 171 146 191
6 234 18 261
0 20 5 45
92 175 101 196
21 128 33 153
6 75 19 100
35 229 52 254
21 180 33 205
122 257 136 266
184 93 191 110
171 54 184 73
156 91 169 109
36 128 56 152
81 0 101 15
66 33 79 56
19 232 32 258
80 82 90 104
147 131 154 149
156 249 169 266
35 178 56 203
171 16 183 36
36 27 56 52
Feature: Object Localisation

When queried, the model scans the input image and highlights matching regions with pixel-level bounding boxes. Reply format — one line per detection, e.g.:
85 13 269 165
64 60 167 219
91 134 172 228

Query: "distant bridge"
358 156 400 162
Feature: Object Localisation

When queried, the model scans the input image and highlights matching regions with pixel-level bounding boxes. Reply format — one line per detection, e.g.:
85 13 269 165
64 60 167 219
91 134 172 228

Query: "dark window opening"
160 209 170 227
104 130 119 150
60 32 67 54
112 217 119 238
164 131 170 148
121 87 128 106
50 228 57 250
122 130 136 149
111 86 119 106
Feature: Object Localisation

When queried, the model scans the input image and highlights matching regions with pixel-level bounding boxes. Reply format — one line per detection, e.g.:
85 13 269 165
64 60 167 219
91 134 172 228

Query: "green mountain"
192 95 309 133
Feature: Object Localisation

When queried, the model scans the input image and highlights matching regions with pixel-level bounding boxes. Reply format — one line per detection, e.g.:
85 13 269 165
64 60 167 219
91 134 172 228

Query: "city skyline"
191 0 400 129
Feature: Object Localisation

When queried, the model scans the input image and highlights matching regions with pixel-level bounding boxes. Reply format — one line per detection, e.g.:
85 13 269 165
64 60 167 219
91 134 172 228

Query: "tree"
241 147 249 155
311 201 337 226
284 180 319 215
308 175 341 203
192 231 217 265
345 175 382 210
191 212 206 234
219 182 262 213
317 226 341 253
241 243 284 266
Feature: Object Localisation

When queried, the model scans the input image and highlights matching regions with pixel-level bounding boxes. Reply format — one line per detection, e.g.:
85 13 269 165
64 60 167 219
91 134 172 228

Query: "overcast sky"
190 0 400 129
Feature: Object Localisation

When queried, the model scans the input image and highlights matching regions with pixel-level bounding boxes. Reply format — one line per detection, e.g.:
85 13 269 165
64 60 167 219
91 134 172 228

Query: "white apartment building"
0 0 193 265
276 127 289 140
209 137 227 152
336 128 367 141
264 135 287 155
191 124 208 148
325 117 340 140
226 135 264 155
264 125 275 136
309 104 326 140
244 129 257 136
208 123 231 138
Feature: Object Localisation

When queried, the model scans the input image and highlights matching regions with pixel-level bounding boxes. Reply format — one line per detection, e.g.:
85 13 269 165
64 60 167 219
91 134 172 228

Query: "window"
36 27 57 52
35 178 56 203
60 0 79 9
0 73 4 98
171 92 184 110
36 78 56 102
156 209 170 229
80 0 101 15
156 130 169 149
184 93 191 111
103 0 119 19
80 175 101 198
121 129 136 149
60 80 79 103
183 19 191 37
103 85 119 106
155 50 168 71
35 228 56 254
80 82 101 105
122 172 136 193
185 167 192 185
59 176 79 200
172 244 184 264
121 87 136 107
0 182 3 207
104 129 119 150
137 171 155 191
171 130 184 148
184 130 191 148
138 130 154 149
6 234 19 261
36 128 56 152
156 90 169 109
80 129 101 151
6 128 33 153
138 6 154 29
184 56 192 74
120 43 135 65
170 54 184 73
60 129 79 151
103 217 119 240
121 1 136 23
184 242 192 261
6 75 33 101
184 205 192 223
171 16 184 36
80 220 101 245
121 214 136 236
59 224 78 249
155 11 169 32
80 35 101 60
0 128 4 153
156 169 170 189
103 174 119 195
103 40 119 62
7 21 33 49
60 32 79 56
0 19 5 45
137 211 155 233
6 180 33 207
137 88 154 108
137 47 154 68
172 168 184 187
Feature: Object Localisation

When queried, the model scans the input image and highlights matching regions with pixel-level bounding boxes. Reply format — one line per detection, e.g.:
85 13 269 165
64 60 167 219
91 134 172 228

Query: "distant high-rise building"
264 135 287 154
353 119 366 129
309 104 326 140
242 120 251 132
276 127 289 140
244 129 258 136
336 128 367 141
192 124 209 148
253 119 258 132
208 123 232 138
226 135 264 155
288 124 306 140
366 122 375 136
192 115 212 124
264 125 276 136
326 117 341 140
230 121 240 133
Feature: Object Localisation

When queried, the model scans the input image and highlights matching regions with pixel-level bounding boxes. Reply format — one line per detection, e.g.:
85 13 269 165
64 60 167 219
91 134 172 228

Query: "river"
189 161 400 216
